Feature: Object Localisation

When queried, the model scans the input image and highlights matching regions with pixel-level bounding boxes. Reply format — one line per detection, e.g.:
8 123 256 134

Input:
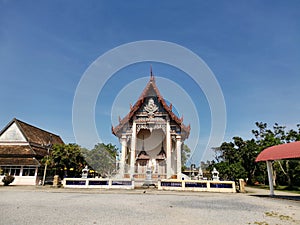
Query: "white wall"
0 122 26 142
0 175 37 186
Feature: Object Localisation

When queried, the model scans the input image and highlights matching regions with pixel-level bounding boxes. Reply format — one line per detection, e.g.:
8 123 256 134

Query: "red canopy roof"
256 141 300 162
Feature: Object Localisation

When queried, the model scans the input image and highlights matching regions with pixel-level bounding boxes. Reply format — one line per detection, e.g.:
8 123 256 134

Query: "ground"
0 186 299 225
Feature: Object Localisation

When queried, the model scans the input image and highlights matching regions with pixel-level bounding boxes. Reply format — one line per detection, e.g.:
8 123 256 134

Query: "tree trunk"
286 160 291 187
272 168 276 187
278 160 292 187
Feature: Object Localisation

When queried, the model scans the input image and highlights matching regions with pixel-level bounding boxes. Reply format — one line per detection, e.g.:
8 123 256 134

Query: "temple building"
112 71 190 181
0 118 64 185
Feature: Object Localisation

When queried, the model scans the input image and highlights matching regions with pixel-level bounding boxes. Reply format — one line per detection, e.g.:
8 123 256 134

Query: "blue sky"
1 1 300 163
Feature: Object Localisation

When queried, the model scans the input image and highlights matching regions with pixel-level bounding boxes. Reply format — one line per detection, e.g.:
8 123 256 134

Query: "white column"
266 160 275 196
119 136 127 177
166 120 172 178
130 121 136 179
34 167 38 185
176 135 182 180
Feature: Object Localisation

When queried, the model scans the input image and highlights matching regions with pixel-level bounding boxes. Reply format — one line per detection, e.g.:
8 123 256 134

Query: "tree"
212 137 259 183
42 143 87 179
81 143 119 178
181 144 191 170
2 174 15 186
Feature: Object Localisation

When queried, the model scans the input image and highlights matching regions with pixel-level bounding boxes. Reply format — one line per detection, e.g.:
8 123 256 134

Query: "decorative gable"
139 97 166 116
112 71 190 139
0 122 26 142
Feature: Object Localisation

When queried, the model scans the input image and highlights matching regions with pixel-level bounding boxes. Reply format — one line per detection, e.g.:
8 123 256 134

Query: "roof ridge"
11 118 64 145
14 118 61 138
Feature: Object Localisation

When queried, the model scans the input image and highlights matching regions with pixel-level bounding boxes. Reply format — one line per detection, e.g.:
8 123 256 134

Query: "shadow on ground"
250 194 300 201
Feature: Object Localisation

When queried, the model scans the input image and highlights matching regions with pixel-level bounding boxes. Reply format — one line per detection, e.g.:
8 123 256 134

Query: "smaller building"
0 118 64 185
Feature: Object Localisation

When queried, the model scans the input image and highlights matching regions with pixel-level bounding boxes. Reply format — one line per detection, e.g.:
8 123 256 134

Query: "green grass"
264 211 294 222
253 221 269 225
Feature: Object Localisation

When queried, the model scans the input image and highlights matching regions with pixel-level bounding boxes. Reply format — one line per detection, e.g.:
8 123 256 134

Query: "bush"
2 174 15 186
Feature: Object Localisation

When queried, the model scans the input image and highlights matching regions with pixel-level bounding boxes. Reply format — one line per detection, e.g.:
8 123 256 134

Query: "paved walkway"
0 185 299 225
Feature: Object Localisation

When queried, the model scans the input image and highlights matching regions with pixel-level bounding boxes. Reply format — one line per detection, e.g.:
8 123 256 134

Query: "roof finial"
150 65 154 81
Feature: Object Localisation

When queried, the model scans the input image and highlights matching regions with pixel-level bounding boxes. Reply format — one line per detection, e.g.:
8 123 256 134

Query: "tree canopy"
81 143 119 178
42 143 87 179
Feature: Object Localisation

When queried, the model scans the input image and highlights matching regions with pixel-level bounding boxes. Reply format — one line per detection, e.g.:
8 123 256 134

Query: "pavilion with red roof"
256 141 300 195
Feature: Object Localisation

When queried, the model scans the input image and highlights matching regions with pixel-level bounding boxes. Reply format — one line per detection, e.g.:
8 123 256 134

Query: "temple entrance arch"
135 129 167 179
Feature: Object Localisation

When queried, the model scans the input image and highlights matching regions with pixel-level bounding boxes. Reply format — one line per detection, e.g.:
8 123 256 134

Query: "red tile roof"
15 119 64 145
0 157 40 166
255 141 300 162
0 118 64 146
0 145 34 156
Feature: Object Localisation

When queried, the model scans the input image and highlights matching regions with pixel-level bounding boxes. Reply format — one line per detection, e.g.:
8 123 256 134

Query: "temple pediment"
112 72 190 139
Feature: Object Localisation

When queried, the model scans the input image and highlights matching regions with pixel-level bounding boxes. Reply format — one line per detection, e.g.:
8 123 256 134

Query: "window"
0 166 21 176
10 166 21 176
22 166 36 176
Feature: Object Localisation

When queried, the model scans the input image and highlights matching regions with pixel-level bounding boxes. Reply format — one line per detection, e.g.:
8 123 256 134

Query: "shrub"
2 174 15 186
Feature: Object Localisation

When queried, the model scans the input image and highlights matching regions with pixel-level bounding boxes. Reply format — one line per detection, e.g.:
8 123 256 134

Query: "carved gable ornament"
144 98 158 117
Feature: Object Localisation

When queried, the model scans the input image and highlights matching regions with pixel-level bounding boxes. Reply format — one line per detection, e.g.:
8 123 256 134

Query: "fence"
158 179 236 193
62 178 134 189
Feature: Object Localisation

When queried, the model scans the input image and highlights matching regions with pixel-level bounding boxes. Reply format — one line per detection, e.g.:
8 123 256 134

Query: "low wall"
0 175 37 186
158 179 236 193
62 178 134 189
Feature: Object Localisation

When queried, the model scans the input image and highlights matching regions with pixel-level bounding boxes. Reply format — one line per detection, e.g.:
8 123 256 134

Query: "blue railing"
63 178 134 189
158 179 236 192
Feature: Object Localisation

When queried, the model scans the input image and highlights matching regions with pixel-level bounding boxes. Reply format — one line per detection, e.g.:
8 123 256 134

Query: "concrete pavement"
0 185 299 225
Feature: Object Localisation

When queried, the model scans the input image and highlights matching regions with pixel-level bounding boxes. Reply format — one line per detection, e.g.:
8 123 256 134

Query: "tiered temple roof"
112 71 190 138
